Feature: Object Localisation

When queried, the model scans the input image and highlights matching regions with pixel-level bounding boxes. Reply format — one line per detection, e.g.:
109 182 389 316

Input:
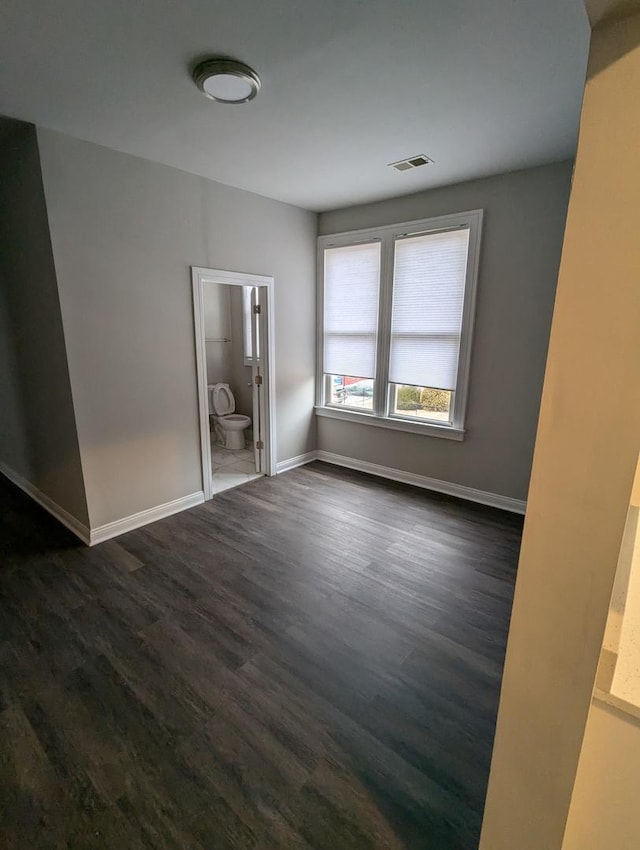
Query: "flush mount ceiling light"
192 58 261 104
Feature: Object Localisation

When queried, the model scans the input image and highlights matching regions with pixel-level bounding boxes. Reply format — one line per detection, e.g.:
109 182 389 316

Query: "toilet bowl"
208 383 251 450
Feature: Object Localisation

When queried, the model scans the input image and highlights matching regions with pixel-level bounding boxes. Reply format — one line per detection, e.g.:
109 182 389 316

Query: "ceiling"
0 0 590 212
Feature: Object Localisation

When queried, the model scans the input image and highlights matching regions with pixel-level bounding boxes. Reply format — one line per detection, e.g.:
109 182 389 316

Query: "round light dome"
193 58 261 104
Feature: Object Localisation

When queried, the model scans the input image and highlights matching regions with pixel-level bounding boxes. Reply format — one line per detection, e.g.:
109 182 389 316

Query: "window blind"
389 228 470 390
323 242 381 379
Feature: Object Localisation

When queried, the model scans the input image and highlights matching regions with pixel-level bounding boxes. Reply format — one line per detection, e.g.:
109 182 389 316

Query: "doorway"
191 267 275 500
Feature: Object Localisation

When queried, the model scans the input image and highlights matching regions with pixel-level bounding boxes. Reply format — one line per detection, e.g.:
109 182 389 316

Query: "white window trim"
316 209 483 439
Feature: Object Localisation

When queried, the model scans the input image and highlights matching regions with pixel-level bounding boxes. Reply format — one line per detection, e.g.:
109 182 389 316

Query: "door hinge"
256 440 264 450
253 304 261 314
254 375 263 386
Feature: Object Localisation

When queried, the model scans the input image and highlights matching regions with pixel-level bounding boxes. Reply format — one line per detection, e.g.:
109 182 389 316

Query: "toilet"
208 383 251 450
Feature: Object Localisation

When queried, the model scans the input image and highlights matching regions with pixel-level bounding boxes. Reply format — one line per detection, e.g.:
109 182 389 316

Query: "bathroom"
204 282 261 493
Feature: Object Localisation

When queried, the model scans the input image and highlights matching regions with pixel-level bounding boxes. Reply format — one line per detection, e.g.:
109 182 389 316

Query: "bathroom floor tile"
210 440 260 495
225 460 256 475
211 471 262 495
211 448 241 467
211 440 260 493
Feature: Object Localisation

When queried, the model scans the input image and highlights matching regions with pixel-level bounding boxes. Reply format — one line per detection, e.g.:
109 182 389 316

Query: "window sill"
314 406 465 441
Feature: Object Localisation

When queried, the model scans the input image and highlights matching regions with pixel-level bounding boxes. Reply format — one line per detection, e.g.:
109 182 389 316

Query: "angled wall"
0 118 88 528
36 129 317 530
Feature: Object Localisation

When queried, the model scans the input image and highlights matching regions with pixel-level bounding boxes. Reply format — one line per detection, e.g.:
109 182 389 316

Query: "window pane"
326 375 374 410
323 242 380 379
389 228 469 390
390 383 452 422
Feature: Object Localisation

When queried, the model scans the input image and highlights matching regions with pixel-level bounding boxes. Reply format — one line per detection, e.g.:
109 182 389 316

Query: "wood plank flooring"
0 462 522 849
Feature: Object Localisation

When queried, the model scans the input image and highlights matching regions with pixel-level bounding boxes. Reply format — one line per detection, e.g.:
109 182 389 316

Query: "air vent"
388 154 433 172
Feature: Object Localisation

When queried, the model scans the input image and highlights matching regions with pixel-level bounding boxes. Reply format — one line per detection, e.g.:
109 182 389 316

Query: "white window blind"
389 228 470 390
323 242 381 378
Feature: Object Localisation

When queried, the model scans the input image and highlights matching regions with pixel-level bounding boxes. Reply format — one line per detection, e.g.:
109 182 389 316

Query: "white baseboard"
0 462 91 544
2 447 524 551
89 491 205 546
276 451 319 474
315 450 527 514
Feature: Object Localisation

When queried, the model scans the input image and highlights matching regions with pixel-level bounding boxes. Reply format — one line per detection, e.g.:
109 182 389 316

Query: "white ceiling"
0 0 590 212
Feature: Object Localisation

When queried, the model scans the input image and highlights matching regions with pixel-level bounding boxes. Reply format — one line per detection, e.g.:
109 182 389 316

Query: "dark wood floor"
0 462 522 849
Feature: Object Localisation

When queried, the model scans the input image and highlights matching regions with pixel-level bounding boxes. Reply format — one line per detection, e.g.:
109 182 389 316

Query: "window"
317 210 482 439
242 285 259 363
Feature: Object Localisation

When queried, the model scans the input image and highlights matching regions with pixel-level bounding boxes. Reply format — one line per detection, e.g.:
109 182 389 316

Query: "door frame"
191 266 276 500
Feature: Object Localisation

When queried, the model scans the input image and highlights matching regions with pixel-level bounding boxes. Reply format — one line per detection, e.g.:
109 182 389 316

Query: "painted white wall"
36 128 317 528
562 702 640 850
202 284 252 420
480 12 640 849
610 500 640 703
603 505 638 657
0 119 88 525
203 283 232 389
318 161 572 502
229 286 253 419
564 457 640 849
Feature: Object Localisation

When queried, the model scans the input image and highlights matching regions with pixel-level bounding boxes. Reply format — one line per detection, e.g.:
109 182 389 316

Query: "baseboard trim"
1 449 525 549
0 462 91 544
276 451 319 474
89 491 205 546
315 451 527 514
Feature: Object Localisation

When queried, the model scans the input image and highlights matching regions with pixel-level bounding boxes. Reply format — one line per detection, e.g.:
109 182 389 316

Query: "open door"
192 266 275 501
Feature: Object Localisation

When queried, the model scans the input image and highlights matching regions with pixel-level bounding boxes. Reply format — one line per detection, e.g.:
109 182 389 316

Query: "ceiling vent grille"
388 154 433 172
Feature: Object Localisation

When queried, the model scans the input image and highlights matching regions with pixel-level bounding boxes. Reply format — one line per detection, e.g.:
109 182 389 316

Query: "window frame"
316 209 483 440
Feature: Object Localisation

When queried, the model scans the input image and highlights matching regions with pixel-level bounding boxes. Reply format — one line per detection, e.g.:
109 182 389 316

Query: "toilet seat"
208 383 252 450
212 383 235 415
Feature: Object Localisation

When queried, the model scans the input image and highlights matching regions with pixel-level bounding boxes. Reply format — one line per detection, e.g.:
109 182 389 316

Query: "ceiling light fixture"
192 58 261 104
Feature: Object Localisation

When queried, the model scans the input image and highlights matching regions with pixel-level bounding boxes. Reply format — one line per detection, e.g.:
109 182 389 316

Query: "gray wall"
37 128 316 528
318 161 572 501
203 283 252 420
0 120 88 524
229 286 253 419
203 283 232 389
